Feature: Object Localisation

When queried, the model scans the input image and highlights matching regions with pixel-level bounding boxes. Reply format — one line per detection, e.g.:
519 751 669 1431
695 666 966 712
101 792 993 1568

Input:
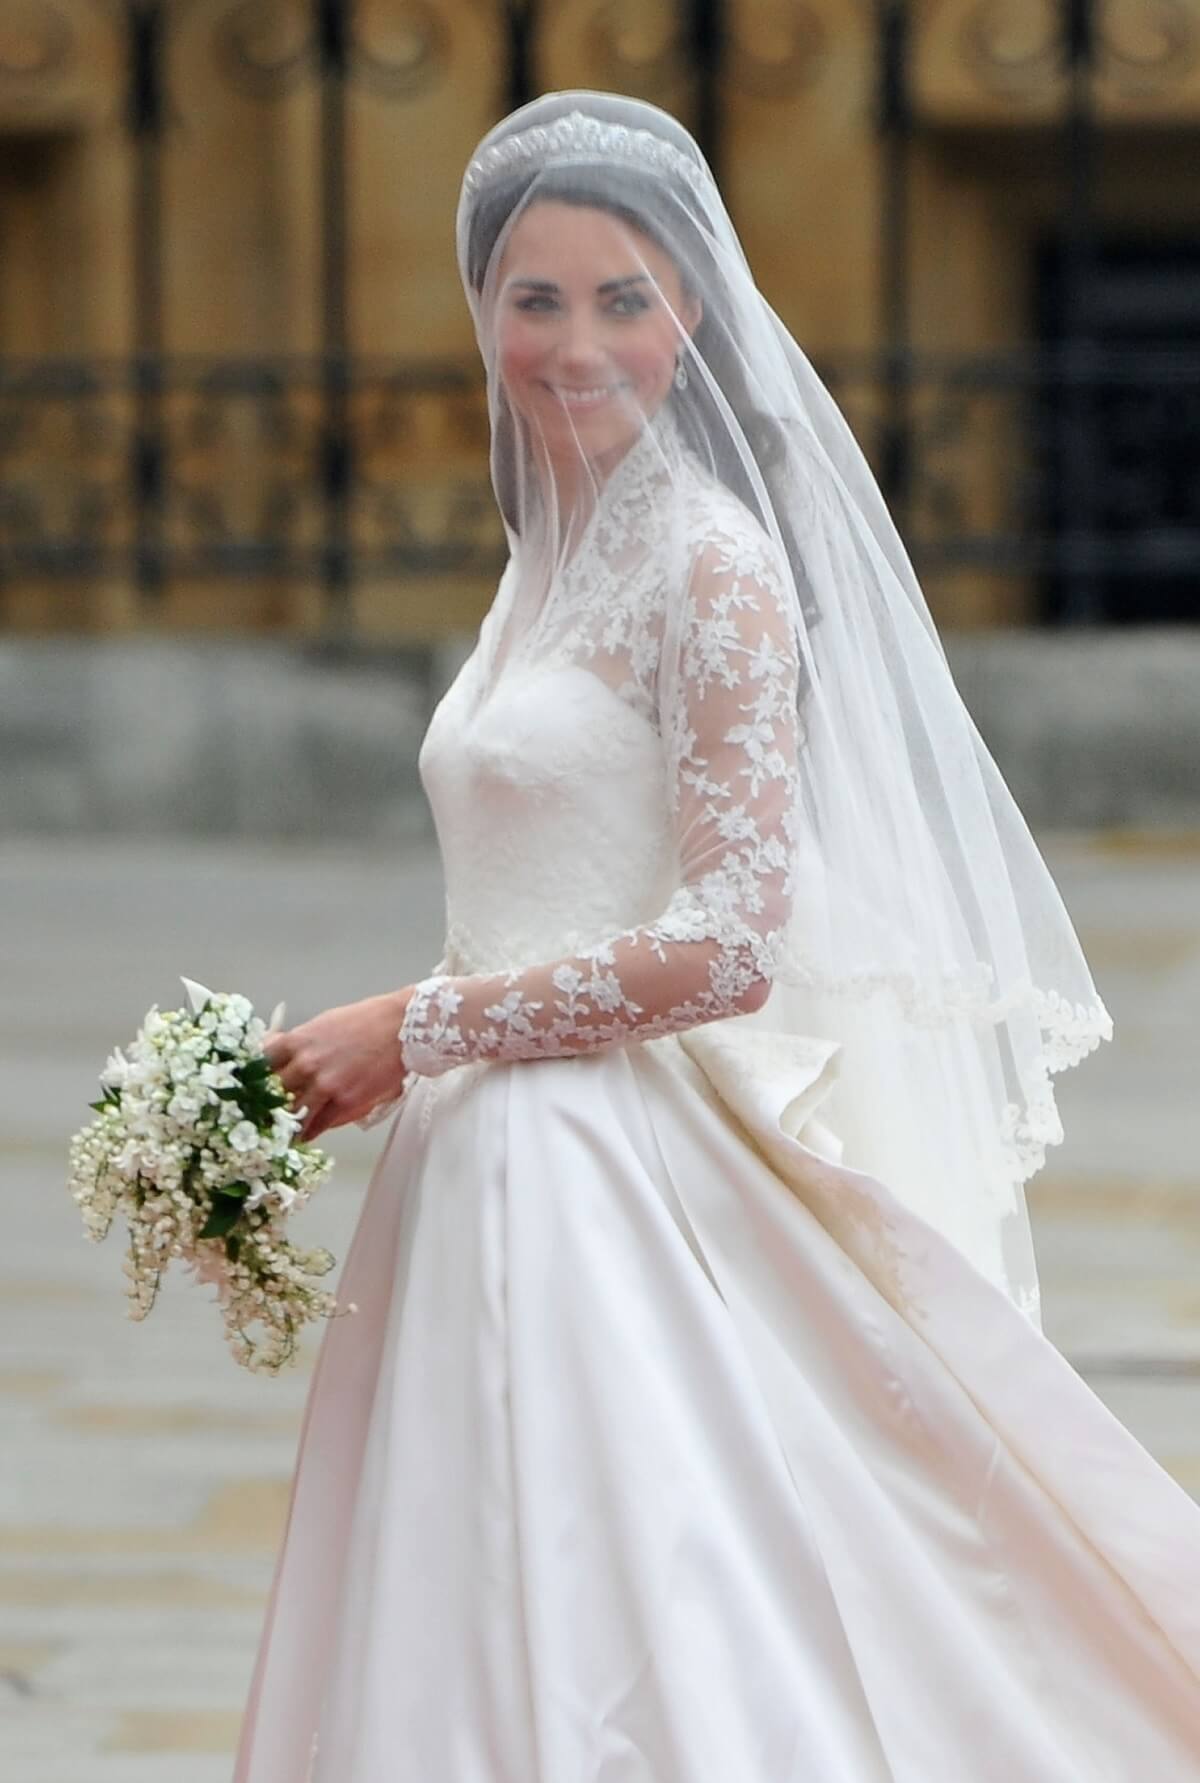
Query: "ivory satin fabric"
232 1030 1200 1781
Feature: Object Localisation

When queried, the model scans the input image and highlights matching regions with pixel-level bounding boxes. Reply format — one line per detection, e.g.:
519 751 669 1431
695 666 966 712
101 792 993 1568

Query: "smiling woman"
231 91 1200 1783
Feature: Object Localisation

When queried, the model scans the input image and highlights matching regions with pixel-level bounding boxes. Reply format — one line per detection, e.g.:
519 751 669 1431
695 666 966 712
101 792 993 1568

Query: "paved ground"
3 833 1198 1780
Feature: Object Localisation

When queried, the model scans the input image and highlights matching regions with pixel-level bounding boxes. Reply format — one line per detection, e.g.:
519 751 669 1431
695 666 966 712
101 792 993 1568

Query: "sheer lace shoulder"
398 474 803 1079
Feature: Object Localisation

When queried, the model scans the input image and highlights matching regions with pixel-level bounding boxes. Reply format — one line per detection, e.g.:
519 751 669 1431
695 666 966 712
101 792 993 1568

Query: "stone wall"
2 630 1197 837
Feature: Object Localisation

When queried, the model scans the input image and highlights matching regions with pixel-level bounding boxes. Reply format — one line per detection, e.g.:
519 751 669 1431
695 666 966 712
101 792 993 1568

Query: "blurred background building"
1 0 1198 639
4 0 1199 841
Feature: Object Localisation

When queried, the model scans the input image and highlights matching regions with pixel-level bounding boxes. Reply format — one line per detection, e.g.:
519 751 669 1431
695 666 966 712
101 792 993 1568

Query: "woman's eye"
509 291 650 317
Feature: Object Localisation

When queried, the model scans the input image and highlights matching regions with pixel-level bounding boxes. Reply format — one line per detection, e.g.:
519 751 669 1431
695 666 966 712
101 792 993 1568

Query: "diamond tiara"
461 110 710 204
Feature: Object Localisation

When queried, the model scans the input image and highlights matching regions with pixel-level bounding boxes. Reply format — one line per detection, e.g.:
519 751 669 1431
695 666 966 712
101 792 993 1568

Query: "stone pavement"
3 834 1198 1781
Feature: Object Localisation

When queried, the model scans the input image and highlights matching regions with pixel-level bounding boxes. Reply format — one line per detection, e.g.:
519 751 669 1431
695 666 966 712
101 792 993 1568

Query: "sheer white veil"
456 90 1111 1321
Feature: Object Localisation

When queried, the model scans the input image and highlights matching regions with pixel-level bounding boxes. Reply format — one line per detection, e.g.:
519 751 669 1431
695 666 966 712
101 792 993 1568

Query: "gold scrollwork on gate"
727 0 828 100
213 0 315 96
213 0 448 100
1101 0 1197 99
959 0 1063 98
0 0 74 88
585 0 686 87
960 0 1197 103
353 0 449 98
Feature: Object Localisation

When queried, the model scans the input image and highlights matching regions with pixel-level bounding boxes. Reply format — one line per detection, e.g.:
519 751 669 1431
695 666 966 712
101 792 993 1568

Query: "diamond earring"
674 354 689 392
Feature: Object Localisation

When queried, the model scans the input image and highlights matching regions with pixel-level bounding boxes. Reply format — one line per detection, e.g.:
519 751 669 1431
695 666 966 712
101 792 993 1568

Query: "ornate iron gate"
0 0 1197 629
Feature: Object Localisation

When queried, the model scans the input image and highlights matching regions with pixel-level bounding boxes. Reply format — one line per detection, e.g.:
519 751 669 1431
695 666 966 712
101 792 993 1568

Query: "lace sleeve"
398 535 802 1077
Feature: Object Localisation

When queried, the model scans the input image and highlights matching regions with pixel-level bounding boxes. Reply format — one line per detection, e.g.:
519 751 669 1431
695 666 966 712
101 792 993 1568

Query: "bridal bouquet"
67 977 347 1373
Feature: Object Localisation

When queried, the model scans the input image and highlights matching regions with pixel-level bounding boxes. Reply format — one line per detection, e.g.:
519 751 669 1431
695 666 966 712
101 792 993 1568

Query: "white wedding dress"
232 439 1200 1781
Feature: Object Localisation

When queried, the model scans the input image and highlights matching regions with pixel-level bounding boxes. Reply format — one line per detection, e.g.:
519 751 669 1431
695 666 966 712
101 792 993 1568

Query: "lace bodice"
398 421 802 1077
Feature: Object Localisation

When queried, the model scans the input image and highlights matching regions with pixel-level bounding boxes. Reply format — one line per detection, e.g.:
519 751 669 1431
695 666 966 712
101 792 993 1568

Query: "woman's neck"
529 428 644 539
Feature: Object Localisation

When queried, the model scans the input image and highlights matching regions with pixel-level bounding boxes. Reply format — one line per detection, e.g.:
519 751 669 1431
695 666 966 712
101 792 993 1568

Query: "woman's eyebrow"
506 274 653 296
596 274 652 295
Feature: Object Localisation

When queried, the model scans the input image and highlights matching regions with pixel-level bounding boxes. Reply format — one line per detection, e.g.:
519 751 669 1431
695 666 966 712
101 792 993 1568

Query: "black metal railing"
0 0 1197 627
5 345 1196 621
0 355 502 583
827 345 1200 624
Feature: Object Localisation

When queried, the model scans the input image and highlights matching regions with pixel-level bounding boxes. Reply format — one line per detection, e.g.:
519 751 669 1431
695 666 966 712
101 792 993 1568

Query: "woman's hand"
263 990 413 1143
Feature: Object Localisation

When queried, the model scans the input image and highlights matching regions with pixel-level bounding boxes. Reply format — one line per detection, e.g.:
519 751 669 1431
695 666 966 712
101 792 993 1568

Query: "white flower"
180 976 214 1015
228 1120 261 1154
199 1059 237 1091
271 1106 300 1142
99 1047 130 1091
114 1138 143 1179
123 1056 160 1091
246 1178 299 1215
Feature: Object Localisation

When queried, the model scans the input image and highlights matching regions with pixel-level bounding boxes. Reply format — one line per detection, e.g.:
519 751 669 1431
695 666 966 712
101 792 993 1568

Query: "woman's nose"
554 315 607 372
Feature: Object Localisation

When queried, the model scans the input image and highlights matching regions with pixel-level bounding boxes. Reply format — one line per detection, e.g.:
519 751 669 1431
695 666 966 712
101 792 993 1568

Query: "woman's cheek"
621 343 674 406
496 321 543 395
498 358 541 420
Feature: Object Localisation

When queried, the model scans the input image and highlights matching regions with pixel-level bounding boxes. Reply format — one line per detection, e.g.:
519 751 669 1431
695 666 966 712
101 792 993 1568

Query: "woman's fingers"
262 1035 318 1128
263 1033 309 1102
262 1031 291 1072
298 1093 335 1144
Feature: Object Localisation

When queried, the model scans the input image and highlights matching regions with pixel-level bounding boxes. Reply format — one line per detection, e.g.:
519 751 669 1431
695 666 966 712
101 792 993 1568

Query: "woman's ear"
683 294 703 338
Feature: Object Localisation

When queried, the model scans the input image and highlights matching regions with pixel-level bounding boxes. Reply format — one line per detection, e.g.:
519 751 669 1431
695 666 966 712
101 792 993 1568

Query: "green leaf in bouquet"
199 1201 242 1240
245 1081 289 1113
198 1183 251 1240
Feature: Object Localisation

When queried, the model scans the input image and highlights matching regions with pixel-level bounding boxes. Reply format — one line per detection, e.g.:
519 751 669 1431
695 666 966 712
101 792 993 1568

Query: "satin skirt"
232 1035 1200 1782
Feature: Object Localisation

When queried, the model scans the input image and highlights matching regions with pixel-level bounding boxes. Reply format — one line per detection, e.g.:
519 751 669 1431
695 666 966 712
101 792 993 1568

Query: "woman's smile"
543 381 631 407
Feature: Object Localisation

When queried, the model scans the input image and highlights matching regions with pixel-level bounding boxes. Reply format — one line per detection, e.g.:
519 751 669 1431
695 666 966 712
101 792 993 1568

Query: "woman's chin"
536 410 639 459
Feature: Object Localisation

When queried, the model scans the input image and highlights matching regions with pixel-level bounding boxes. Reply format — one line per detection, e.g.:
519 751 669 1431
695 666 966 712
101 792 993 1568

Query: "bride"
241 92 1200 1779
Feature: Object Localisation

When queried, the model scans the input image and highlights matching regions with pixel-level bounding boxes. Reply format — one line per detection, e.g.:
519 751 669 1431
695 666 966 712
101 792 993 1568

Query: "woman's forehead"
495 201 675 287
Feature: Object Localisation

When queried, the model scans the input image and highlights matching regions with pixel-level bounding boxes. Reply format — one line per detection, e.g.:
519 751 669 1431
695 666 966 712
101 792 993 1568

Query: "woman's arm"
399 536 802 1077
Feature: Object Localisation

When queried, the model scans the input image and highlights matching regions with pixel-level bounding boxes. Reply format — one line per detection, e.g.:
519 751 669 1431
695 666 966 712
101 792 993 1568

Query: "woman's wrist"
385 986 414 1032
396 974 463 1078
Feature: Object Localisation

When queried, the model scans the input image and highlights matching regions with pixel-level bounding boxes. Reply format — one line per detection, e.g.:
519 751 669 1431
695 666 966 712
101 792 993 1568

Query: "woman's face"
492 200 701 473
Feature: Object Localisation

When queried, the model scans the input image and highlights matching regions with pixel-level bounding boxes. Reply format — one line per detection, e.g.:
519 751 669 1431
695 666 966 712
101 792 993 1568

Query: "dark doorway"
1035 235 1200 624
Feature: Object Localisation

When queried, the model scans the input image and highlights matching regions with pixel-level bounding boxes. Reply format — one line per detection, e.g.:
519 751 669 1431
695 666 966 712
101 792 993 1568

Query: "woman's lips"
542 382 631 409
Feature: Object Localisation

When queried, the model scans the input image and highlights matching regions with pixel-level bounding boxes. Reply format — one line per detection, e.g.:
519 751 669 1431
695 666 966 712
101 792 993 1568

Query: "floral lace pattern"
770 952 1111 1188
399 419 803 1078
